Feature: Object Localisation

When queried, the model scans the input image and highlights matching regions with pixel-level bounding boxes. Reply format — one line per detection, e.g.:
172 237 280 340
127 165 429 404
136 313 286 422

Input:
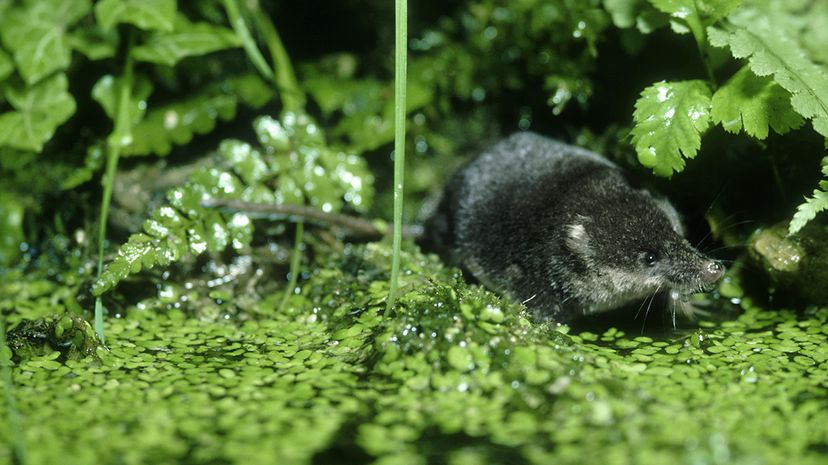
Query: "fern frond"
93 112 374 295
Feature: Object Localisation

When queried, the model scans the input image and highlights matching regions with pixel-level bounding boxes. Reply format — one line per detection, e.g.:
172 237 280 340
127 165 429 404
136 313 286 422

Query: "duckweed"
2 243 828 464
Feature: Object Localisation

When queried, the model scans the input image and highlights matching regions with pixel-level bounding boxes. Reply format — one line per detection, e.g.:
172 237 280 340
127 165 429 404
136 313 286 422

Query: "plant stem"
94 31 136 345
386 0 408 313
222 0 274 81
248 7 309 307
0 314 26 464
250 6 304 113
689 0 716 87
279 221 304 312
231 4 307 307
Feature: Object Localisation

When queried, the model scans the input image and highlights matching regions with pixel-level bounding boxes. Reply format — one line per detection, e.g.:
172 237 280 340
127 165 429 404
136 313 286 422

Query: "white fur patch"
578 269 663 314
566 223 593 258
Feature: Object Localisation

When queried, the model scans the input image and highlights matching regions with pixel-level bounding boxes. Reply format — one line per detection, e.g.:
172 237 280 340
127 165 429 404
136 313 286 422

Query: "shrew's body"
425 132 723 321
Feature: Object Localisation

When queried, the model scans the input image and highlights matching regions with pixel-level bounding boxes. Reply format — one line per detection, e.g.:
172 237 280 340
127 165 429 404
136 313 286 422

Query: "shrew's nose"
701 260 724 283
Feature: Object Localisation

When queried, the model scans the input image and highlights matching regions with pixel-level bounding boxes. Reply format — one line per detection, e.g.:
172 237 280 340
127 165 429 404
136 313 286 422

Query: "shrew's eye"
642 251 659 267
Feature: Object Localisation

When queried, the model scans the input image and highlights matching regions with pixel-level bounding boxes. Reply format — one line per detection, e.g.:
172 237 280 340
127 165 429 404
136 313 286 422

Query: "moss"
2 243 828 464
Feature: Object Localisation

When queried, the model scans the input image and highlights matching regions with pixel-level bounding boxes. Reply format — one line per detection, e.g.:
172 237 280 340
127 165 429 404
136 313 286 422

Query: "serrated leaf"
92 75 154 128
0 0 91 85
132 16 241 67
712 19 828 137
93 167 249 295
0 74 76 151
95 0 175 32
631 80 712 176
711 66 804 139
706 25 729 47
0 48 13 81
219 140 268 185
255 113 375 212
96 112 376 295
789 157 828 234
122 74 273 157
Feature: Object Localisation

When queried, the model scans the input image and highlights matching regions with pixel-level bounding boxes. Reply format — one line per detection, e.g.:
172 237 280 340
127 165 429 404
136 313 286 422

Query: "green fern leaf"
122 75 273 157
631 80 712 177
709 18 828 137
93 112 374 295
711 66 804 139
789 157 828 235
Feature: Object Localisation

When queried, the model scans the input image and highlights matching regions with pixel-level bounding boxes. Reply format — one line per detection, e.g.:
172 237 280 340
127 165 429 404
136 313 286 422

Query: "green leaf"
789 157 828 234
92 75 154 128
648 0 695 34
95 0 176 32
96 112 376 295
801 1 828 66
68 27 118 61
254 113 375 212
122 74 273 157
0 48 13 81
649 0 739 22
304 76 433 152
631 80 712 176
696 0 741 20
603 0 667 32
648 0 738 38
132 15 241 66
0 189 24 266
711 66 804 139
710 19 828 137
61 144 105 190
0 0 91 85
604 0 644 29
0 74 76 152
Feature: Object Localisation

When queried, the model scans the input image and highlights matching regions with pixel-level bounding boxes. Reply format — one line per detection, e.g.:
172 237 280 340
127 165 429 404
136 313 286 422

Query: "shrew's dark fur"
425 132 723 321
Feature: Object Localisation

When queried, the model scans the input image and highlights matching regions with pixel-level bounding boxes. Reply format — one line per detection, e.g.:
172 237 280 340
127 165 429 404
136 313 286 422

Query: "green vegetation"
1 0 827 463
3 243 828 464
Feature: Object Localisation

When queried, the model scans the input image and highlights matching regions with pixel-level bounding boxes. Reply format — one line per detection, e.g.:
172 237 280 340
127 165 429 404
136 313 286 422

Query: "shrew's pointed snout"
701 260 724 284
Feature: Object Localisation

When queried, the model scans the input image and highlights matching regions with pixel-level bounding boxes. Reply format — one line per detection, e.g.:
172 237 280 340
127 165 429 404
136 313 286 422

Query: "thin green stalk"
222 0 274 81
0 314 25 464
688 0 716 87
95 33 136 345
386 0 407 313
226 3 307 307
250 7 304 113
248 6 307 302
279 221 304 312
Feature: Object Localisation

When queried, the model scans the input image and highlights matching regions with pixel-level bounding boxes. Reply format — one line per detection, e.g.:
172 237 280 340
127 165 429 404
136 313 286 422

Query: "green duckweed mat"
2 243 828 465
